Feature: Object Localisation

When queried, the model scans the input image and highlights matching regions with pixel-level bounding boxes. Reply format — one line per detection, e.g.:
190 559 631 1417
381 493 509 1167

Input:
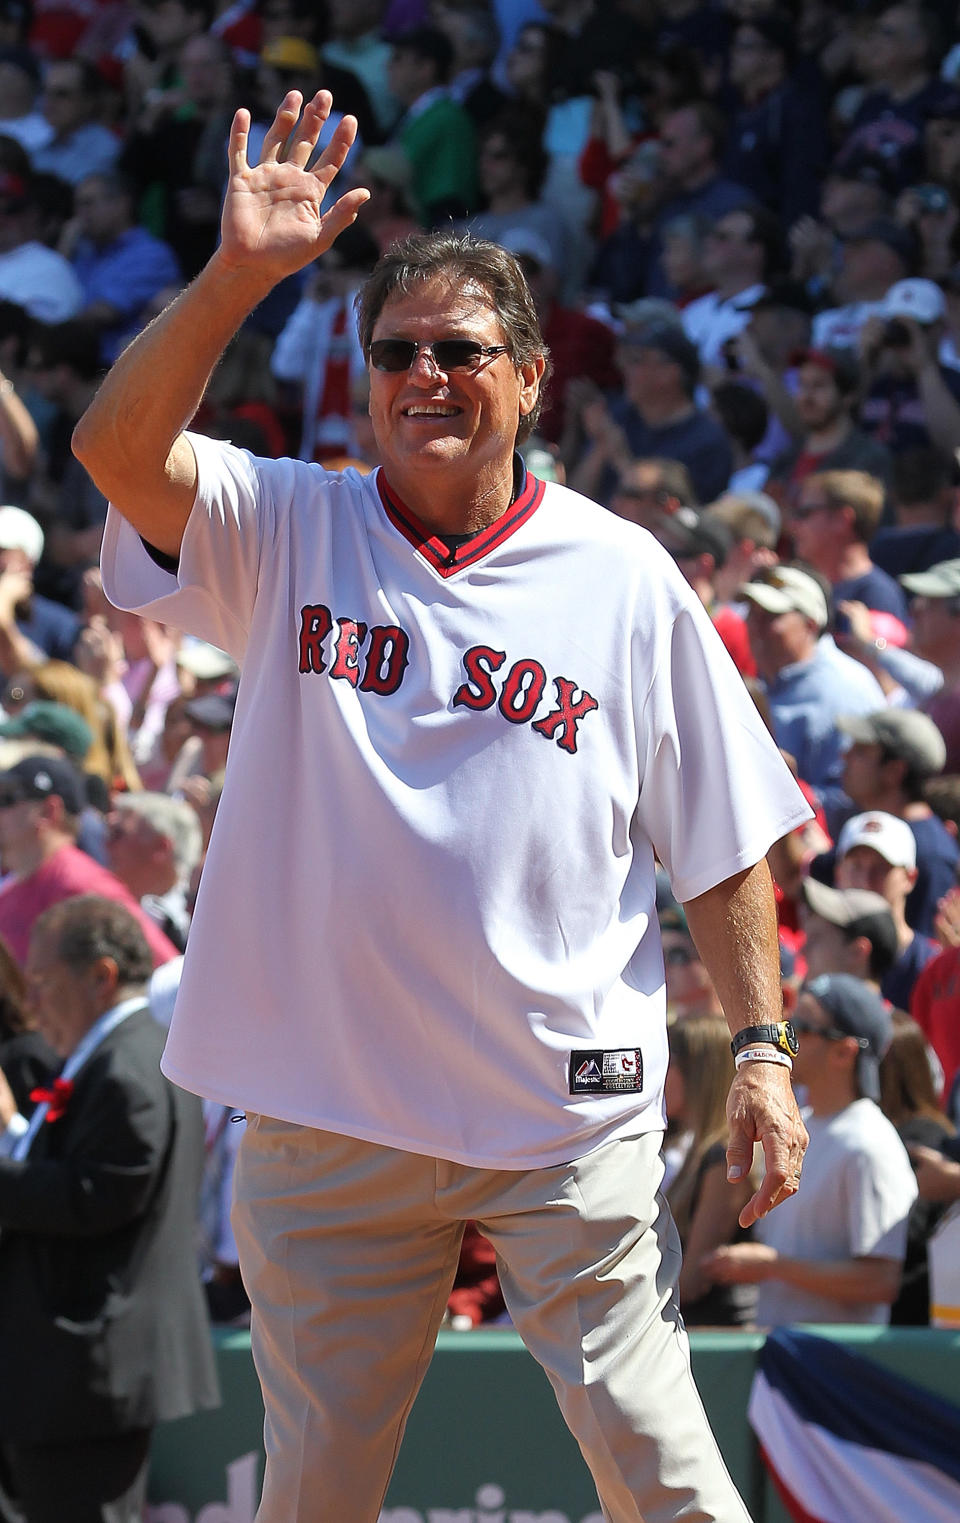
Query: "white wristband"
734 1047 793 1072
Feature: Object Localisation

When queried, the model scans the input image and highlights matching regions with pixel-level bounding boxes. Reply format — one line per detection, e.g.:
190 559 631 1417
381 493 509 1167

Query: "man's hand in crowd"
0 568 32 630
217 90 370 293
934 886 960 950
897 314 937 378
726 1060 808 1227
74 615 125 686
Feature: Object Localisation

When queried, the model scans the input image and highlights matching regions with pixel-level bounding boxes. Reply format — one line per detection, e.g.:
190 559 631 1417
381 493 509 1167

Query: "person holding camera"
857 278 960 461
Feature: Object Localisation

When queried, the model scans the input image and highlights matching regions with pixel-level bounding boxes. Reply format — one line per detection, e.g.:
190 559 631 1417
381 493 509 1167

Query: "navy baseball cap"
184 684 237 733
803 973 892 1101
0 754 86 815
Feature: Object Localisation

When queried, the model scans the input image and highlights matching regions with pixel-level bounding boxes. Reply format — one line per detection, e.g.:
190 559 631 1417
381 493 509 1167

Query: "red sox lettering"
299 604 410 695
298 605 599 754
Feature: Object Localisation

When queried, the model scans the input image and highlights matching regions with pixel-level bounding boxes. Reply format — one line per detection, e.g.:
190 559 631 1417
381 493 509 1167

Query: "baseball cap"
792 345 860 395
654 505 732 565
0 754 85 815
184 685 237 733
800 879 899 977
260 36 319 71
899 557 960 598
802 972 893 1101
836 810 917 869
707 490 782 544
176 640 238 683
619 323 700 391
0 504 43 563
0 701 92 761
879 278 946 326
842 218 916 266
741 566 828 629
499 227 554 270
837 709 946 777
827 150 899 197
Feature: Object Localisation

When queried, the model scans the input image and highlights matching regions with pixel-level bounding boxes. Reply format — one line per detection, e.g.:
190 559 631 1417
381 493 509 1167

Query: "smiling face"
367 275 543 524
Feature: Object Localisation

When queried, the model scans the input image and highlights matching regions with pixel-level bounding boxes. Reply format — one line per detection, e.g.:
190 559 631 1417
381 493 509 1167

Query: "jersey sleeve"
633 580 813 905
100 431 282 661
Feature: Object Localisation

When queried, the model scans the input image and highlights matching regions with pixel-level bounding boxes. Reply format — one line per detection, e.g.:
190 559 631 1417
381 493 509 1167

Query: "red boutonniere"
29 1077 74 1123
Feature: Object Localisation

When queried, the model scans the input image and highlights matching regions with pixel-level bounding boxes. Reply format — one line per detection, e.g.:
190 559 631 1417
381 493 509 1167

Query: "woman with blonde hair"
30 660 141 792
665 1015 758 1326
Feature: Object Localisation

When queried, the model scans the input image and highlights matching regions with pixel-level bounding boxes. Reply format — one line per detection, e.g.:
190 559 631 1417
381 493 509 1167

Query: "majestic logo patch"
569 1048 644 1094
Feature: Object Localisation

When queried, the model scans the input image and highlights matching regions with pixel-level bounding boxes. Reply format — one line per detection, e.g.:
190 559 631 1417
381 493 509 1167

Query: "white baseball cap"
176 639 238 682
741 566 828 629
836 810 917 869
880 278 946 326
0 504 44 564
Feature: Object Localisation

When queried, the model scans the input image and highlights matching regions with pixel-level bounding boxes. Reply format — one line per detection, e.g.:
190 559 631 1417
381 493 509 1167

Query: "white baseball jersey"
101 434 811 1169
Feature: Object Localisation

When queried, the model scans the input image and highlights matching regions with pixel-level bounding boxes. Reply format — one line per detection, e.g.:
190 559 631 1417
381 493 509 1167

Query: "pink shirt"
0 844 179 967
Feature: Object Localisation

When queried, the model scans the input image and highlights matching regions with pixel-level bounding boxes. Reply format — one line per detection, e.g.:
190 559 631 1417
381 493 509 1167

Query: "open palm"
220 91 370 287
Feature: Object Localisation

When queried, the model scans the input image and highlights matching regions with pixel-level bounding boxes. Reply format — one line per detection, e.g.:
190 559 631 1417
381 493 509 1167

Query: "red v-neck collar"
375 464 545 577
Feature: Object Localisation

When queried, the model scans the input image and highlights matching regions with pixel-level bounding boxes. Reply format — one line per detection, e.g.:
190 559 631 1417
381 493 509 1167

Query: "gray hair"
115 792 202 885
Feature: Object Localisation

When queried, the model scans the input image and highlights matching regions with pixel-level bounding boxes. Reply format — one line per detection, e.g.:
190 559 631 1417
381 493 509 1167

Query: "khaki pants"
233 1120 753 1523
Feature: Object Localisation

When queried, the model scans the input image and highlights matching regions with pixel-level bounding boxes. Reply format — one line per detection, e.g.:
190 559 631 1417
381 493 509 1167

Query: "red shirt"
910 944 960 1102
0 844 179 968
539 304 620 443
711 604 757 679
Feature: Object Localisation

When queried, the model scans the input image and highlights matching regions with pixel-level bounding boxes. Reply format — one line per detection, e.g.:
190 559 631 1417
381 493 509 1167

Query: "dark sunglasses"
369 339 509 374
664 944 697 967
792 1017 867 1047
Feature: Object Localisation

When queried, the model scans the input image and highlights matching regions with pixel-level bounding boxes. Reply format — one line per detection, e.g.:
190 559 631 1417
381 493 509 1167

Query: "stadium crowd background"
0 0 959 1338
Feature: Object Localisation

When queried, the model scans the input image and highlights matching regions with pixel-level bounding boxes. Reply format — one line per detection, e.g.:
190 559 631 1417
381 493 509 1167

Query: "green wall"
146 1327 960 1522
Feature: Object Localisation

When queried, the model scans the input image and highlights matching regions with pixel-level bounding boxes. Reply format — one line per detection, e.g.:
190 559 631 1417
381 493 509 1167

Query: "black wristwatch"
730 1021 799 1059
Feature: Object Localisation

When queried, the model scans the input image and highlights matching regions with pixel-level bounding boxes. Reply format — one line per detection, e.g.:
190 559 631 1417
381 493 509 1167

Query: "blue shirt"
882 933 941 1012
834 566 910 622
606 398 734 506
766 636 886 795
72 227 181 363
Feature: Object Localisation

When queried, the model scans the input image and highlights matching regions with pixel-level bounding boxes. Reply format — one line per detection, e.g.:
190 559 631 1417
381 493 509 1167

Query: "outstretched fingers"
227 108 253 178
311 112 362 193
317 186 372 248
284 90 334 169
259 91 305 164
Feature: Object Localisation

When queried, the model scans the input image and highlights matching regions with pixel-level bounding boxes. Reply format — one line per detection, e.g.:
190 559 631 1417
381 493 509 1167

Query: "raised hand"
219 91 370 289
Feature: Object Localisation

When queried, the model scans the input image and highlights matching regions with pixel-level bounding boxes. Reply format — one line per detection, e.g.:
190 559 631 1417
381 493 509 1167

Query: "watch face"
782 1021 799 1057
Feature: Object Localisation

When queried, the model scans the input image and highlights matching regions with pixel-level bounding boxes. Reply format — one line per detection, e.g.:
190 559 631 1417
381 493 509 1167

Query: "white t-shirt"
681 284 766 369
756 1098 918 1327
101 437 811 1169
0 243 83 323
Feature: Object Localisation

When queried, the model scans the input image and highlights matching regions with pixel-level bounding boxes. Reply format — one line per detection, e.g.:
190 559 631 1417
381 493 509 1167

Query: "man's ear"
518 353 546 422
844 934 873 978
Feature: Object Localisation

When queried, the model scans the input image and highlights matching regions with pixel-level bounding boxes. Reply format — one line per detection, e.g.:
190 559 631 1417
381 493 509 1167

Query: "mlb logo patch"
569 1048 644 1094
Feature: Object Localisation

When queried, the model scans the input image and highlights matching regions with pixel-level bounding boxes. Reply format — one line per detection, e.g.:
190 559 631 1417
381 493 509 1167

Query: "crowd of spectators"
0 0 958 1349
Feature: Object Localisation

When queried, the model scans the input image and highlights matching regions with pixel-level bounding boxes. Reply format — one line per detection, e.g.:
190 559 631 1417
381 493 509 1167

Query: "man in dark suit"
0 894 218 1523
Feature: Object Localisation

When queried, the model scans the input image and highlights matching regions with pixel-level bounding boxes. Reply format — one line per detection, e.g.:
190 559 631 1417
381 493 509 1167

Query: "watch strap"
730 1022 798 1058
